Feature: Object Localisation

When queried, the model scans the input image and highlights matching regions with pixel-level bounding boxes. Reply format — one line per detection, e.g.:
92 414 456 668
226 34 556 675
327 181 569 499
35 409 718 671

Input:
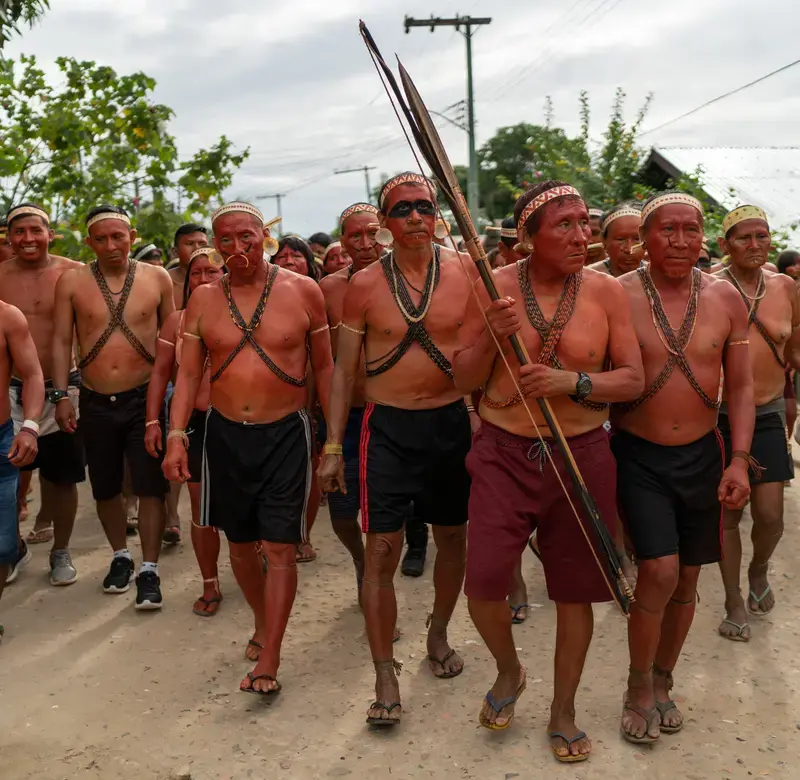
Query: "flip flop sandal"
748 586 774 617
296 544 317 564
655 700 683 734
163 526 181 544
509 604 529 624
549 731 590 763
366 701 401 726
620 698 660 744
246 639 263 660
193 595 222 617
427 649 463 679
718 618 750 642
240 672 281 696
478 677 527 731
25 527 53 544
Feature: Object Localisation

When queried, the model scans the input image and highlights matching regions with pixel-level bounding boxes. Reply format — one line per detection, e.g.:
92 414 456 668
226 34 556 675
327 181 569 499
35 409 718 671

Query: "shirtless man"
0 299 44 642
612 192 753 743
318 203 380 590
167 224 209 310
319 173 475 727
0 218 14 264
163 202 333 695
586 208 606 265
588 203 644 278
454 181 644 762
0 204 85 585
53 205 174 609
714 206 800 641
321 241 351 276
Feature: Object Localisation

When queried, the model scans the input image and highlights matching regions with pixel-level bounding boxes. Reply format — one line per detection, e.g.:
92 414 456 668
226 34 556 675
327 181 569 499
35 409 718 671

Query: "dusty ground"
1 476 799 780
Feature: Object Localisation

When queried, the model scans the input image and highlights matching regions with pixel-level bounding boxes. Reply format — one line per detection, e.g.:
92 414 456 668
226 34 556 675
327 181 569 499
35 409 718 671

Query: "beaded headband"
86 211 131 230
211 202 264 225
722 205 768 234
7 205 50 225
517 185 583 231
588 208 604 218
485 226 518 239
132 243 158 260
601 207 642 232
189 247 213 262
641 193 703 224
323 241 342 259
339 203 379 227
379 173 435 208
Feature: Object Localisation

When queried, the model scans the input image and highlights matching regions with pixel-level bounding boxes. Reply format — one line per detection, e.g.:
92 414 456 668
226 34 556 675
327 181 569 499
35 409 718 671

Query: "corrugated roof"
651 146 800 241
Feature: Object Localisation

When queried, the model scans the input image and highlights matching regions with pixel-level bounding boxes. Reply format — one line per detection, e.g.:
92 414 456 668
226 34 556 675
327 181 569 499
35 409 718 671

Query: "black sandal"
366 701 401 726
427 649 463 679
240 672 281 696
620 698 660 744
653 664 683 734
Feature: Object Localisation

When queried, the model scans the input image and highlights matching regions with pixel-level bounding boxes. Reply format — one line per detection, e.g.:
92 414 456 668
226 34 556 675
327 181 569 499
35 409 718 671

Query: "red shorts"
464 421 617 604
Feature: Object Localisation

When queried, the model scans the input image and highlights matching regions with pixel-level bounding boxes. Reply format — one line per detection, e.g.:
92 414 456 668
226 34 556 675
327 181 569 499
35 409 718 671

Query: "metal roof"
646 146 800 241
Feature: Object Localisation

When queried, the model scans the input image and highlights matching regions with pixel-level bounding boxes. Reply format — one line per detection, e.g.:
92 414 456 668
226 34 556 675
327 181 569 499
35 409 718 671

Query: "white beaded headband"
7 205 50 225
588 208 604 218
517 185 583 230
379 173 435 208
132 243 158 259
339 203 379 226
641 193 703 224
211 202 264 225
323 241 342 259
485 226 518 239
87 211 131 230
601 207 642 232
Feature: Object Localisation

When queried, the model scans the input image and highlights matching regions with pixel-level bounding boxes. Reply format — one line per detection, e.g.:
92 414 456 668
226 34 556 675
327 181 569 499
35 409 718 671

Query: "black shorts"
22 430 86 485
612 428 724 566
200 408 312 544
80 384 167 502
187 408 207 485
719 405 793 485
360 400 471 534
328 406 364 522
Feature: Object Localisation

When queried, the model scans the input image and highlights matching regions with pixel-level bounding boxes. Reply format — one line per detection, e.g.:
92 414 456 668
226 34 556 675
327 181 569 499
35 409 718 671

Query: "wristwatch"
46 388 70 404
569 372 593 402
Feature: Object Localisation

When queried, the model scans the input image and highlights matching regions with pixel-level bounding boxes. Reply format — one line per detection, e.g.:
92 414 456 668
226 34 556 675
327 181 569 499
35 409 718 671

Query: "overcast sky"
6 0 799 237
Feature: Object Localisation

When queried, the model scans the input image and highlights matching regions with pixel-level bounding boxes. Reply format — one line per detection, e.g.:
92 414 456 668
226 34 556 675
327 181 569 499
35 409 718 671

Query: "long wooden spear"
359 22 633 615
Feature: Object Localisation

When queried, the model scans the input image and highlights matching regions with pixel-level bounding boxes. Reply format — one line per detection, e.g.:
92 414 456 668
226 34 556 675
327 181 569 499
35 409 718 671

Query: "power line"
639 57 800 138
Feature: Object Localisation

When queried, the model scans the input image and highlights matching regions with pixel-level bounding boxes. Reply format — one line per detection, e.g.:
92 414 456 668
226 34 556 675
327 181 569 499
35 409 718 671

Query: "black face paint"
387 199 436 219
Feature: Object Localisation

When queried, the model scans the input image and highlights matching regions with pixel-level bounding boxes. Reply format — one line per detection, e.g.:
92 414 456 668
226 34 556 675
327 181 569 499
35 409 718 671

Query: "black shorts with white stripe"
199 407 312 544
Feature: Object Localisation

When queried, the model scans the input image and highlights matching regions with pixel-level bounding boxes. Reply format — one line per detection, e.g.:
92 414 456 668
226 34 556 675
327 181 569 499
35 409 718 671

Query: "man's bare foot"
245 630 266 661
653 666 683 733
719 595 750 641
548 708 591 760
367 660 402 726
479 665 526 729
192 578 222 617
621 669 660 743
748 564 775 616
426 616 464 678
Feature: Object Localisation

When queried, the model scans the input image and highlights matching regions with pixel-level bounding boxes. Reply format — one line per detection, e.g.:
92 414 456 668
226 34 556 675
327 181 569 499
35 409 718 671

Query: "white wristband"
22 419 40 435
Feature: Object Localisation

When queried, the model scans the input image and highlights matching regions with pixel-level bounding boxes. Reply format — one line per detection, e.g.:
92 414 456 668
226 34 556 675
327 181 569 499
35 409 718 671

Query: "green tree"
0 0 48 48
0 54 248 260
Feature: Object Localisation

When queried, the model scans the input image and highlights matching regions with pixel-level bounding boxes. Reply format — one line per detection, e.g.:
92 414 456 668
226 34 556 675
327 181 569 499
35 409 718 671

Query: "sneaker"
5 540 32 584
102 556 135 593
135 570 163 610
49 549 78 586
401 544 427 578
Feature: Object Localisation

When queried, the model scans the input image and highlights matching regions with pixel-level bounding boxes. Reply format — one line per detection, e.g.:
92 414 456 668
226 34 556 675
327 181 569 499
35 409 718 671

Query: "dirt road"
1 479 798 779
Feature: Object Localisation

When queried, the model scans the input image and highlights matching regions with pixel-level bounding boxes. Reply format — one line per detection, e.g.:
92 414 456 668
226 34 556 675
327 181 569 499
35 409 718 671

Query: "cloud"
6 0 798 235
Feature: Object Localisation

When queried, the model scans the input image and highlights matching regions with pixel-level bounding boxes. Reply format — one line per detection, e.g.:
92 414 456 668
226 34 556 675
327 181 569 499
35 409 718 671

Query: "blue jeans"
0 418 19 566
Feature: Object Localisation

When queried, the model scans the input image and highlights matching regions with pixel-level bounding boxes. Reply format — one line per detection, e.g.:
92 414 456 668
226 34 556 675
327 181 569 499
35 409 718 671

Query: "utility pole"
334 166 377 204
404 14 491 224
255 193 287 235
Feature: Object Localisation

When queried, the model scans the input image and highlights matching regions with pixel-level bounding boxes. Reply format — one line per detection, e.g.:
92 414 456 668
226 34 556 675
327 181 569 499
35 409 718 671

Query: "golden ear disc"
207 250 225 267
264 236 280 257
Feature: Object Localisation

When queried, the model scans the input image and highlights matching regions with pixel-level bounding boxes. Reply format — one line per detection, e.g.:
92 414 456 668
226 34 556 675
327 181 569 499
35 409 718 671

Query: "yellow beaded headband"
7 205 50 225
211 202 264 225
339 203 379 226
601 207 641 232
722 205 768 234
517 185 583 231
641 193 703 224
379 173 435 208
86 211 132 230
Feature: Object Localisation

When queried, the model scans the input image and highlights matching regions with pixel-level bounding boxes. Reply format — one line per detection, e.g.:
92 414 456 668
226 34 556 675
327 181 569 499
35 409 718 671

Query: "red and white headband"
641 193 703 224
601 207 641 232
517 185 583 231
339 203 379 226
379 173 435 208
